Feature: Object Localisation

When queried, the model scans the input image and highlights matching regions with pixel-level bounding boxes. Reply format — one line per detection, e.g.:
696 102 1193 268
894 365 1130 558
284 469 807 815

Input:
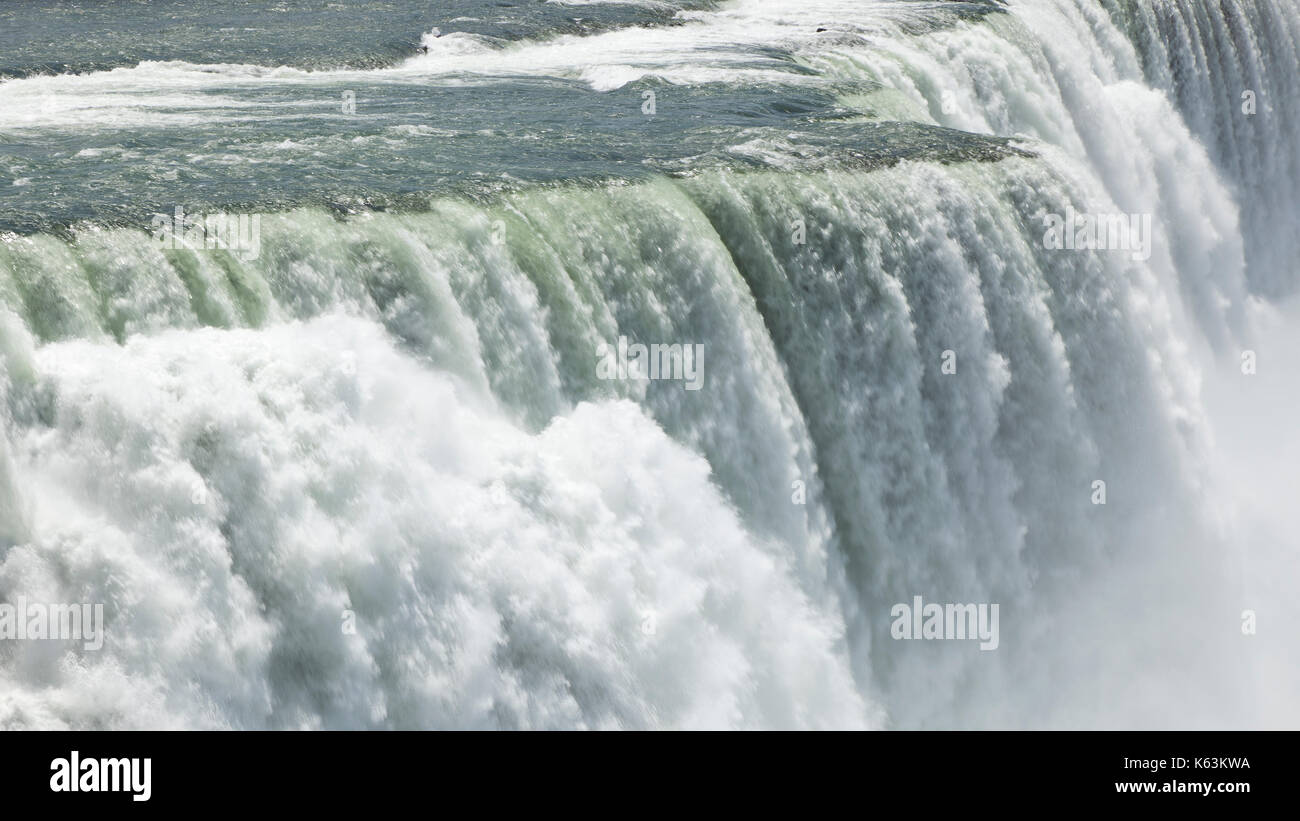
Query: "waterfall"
0 0 1294 728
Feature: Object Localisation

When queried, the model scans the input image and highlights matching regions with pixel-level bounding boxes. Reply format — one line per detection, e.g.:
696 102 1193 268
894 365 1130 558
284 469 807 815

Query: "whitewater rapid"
1 0 1297 729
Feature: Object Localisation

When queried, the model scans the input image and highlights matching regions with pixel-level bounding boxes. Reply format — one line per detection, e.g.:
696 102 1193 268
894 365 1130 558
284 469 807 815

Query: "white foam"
0 314 867 728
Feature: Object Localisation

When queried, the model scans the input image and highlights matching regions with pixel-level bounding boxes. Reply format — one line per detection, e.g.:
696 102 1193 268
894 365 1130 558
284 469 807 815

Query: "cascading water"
0 0 1294 729
1104 0 1300 298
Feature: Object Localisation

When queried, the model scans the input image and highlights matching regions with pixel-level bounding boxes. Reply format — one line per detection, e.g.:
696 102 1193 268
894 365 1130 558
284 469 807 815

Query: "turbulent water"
0 0 1296 729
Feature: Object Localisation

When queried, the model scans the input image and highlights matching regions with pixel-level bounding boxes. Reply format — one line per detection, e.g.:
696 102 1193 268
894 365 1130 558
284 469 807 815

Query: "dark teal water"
0 0 1013 232
0 0 715 77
